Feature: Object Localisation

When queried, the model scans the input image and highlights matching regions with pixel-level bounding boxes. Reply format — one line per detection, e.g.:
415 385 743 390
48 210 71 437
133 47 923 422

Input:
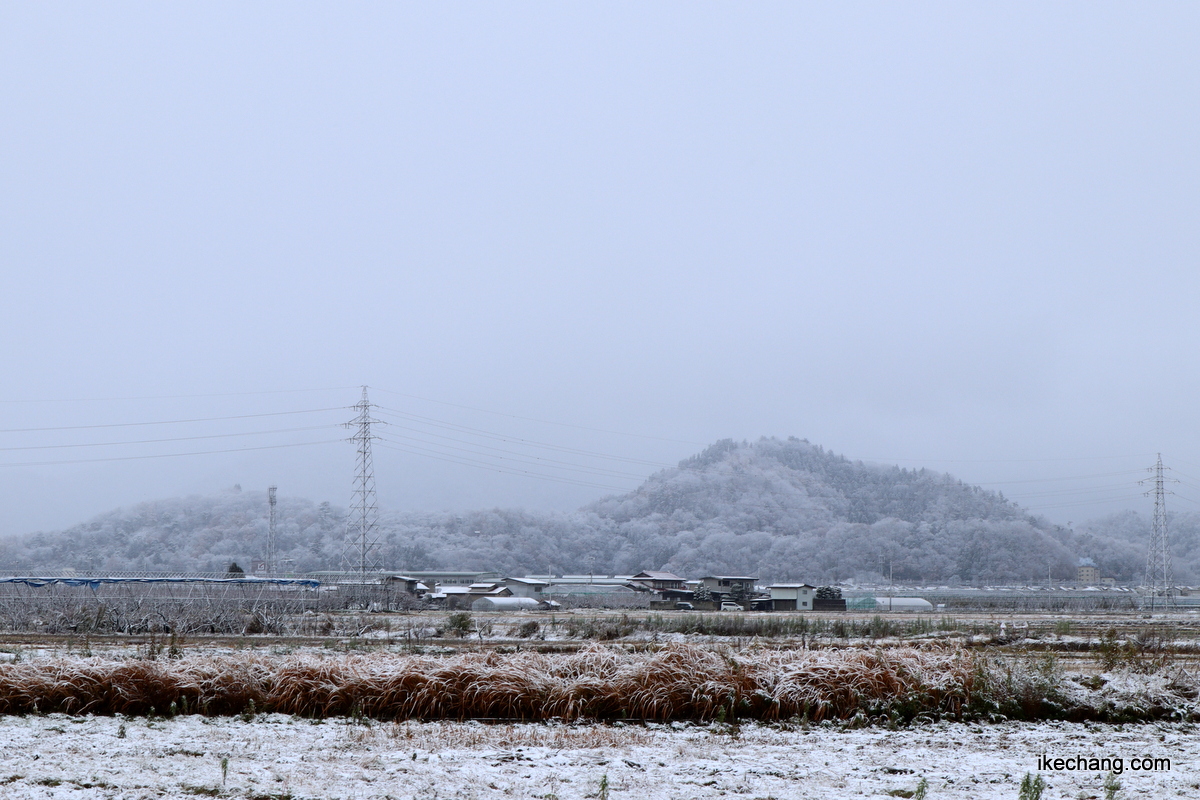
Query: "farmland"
1 608 1198 798
1 713 1196 799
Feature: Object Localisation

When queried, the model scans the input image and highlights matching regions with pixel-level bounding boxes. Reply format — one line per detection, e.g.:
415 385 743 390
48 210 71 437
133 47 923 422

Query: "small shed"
471 596 541 612
767 584 816 611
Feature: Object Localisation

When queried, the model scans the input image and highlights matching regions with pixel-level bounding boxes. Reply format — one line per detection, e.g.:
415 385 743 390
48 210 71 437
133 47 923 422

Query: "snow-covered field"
0 713 1194 799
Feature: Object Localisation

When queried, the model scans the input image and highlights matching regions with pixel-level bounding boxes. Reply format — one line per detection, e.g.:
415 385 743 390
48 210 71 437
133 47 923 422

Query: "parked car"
674 601 694 611
720 601 744 611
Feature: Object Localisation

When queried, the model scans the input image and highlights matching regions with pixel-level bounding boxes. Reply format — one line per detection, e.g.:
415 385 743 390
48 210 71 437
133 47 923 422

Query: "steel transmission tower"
266 485 277 575
342 387 383 577
1141 453 1175 610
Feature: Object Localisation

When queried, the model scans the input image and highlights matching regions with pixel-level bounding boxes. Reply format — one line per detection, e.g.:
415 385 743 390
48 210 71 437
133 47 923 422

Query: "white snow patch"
0 715 1193 799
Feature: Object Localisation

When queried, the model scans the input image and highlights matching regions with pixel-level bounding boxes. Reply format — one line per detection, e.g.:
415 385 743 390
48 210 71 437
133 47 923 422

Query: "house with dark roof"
630 571 687 592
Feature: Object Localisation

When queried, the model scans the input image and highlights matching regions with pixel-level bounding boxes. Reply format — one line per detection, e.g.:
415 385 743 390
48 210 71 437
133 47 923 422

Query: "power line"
0 424 340 452
1003 481 1150 500
969 470 1146 486
374 441 631 492
0 386 360 404
376 432 654 481
847 453 1155 465
0 407 347 434
1164 458 1200 474
370 386 704 446
0 439 343 468
373 406 677 467
0 383 1179 524
1021 493 1147 511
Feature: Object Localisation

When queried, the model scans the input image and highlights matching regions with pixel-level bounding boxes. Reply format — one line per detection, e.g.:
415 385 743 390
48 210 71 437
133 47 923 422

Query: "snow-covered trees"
0 437 1175 583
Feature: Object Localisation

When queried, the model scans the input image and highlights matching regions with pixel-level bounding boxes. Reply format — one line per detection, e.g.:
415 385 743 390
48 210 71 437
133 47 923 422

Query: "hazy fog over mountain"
2 6 1199 547
5 438 1191 585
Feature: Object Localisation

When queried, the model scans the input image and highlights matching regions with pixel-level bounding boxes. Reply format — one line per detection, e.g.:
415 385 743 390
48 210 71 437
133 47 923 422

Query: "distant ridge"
0 437 1187 583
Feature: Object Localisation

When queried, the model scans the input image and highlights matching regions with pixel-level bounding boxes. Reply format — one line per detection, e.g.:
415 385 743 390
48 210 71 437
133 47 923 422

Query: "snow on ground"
0 714 1195 799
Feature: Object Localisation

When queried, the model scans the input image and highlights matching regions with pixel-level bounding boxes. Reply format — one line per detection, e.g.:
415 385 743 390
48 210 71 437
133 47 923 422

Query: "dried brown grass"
0 644 977 722
387 720 656 749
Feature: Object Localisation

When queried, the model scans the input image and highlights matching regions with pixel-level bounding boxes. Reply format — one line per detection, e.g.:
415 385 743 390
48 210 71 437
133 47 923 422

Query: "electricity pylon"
267 485 277 575
342 386 383 577
1140 453 1176 610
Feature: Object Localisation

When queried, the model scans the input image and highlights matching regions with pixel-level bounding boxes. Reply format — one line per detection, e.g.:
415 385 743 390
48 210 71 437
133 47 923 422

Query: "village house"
698 575 758 600
502 577 548 599
382 575 430 595
402 570 501 587
629 571 687 592
432 581 512 610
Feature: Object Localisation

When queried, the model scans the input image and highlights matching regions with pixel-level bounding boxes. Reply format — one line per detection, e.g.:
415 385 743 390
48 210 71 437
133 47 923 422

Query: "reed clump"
0 644 1005 723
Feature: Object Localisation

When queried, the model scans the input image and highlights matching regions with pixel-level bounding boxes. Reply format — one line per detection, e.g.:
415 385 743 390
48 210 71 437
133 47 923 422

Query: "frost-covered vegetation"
0 643 1196 724
0 438 1184 583
0 645 977 722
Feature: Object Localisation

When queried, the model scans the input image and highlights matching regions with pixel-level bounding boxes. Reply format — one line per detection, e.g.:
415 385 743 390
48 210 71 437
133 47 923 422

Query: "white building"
503 577 549 599
767 584 815 611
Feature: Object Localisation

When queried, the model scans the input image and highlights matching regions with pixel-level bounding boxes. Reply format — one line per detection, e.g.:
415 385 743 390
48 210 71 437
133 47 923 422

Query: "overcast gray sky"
2 2 1199 537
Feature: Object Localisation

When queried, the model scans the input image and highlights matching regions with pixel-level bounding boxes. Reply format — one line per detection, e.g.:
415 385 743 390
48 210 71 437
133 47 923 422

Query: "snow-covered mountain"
0 437 1180 583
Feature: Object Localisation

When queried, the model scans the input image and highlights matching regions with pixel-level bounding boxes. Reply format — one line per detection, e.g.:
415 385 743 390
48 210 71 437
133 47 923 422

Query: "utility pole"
342 386 382 578
1141 454 1176 611
267 485 277 575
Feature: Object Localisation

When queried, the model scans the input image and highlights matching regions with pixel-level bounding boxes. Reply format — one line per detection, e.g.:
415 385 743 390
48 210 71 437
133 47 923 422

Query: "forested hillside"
0 437 1187 583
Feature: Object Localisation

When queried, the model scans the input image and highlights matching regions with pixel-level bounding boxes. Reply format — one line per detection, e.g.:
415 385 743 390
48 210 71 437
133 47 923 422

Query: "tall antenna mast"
267 485 277 575
1141 453 1175 610
343 386 382 577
